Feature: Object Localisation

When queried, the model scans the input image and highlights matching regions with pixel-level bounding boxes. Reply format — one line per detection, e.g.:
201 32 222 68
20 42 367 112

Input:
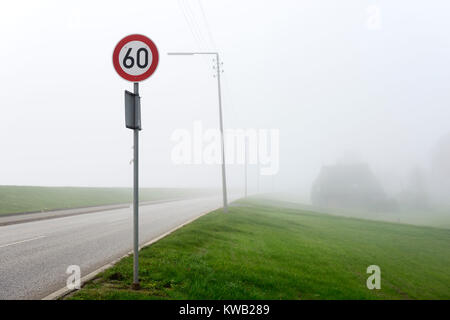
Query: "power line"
177 0 206 51
192 0 248 192
198 0 217 50
184 0 210 50
176 2 247 193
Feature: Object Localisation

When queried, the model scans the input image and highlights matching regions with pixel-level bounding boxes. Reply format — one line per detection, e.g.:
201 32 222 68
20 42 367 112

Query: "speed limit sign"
112 34 159 82
113 34 159 289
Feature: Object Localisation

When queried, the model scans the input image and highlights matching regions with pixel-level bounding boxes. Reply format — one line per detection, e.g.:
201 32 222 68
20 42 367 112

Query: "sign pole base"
131 283 141 290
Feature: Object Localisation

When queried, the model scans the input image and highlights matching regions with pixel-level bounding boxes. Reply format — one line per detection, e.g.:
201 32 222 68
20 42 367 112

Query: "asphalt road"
0 196 230 300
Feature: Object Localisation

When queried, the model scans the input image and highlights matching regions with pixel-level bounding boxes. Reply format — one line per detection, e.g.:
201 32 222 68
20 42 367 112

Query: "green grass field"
68 197 450 300
0 185 211 215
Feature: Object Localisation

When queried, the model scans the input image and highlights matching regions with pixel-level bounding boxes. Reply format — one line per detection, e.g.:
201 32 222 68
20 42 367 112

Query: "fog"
1 1 449 224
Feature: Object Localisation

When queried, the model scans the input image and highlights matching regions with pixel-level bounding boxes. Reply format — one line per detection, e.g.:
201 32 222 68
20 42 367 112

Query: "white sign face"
118 41 153 77
113 34 159 82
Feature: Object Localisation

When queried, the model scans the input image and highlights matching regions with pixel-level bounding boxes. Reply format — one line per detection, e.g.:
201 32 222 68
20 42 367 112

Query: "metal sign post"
113 34 159 290
132 82 139 289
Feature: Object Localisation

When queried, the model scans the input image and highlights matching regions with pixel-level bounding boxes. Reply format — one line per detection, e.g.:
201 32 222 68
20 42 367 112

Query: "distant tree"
311 163 393 211
430 133 450 205
397 167 429 210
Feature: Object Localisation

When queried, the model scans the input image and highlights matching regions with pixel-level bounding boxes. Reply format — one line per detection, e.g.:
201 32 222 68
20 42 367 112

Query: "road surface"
0 196 231 300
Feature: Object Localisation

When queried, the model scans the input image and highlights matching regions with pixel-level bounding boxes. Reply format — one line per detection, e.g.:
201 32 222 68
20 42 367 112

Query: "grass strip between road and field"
67 197 450 300
0 186 214 215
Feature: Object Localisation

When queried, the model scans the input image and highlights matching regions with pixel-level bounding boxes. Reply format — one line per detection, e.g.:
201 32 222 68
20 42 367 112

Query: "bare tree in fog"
430 133 450 206
311 162 394 212
397 167 429 210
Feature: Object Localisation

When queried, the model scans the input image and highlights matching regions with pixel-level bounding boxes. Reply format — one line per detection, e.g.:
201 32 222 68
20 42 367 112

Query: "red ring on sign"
112 34 159 82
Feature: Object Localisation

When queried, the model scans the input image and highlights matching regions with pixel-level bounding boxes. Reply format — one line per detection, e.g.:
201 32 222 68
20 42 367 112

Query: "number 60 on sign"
112 34 159 82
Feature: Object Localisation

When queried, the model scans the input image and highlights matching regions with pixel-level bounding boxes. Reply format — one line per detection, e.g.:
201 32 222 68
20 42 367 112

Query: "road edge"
0 198 185 227
41 206 218 300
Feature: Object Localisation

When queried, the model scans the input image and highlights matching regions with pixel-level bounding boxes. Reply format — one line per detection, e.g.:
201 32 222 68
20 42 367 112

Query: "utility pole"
214 53 228 212
167 52 228 213
244 138 248 198
257 137 260 194
272 174 275 194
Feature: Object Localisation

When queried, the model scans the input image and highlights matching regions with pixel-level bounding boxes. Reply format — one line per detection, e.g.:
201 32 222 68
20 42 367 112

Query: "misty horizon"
0 0 449 207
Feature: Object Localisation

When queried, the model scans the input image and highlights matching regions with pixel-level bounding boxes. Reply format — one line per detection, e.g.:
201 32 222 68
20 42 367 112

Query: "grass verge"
0 185 211 215
68 197 450 300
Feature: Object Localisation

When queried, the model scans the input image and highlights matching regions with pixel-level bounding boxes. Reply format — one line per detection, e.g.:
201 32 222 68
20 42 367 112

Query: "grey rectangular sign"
125 90 141 130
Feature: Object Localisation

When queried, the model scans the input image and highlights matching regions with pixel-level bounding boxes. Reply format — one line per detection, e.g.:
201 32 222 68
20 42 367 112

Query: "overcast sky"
0 0 449 198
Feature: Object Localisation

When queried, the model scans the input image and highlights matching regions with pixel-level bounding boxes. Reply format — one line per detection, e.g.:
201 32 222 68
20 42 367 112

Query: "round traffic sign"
112 34 159 82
